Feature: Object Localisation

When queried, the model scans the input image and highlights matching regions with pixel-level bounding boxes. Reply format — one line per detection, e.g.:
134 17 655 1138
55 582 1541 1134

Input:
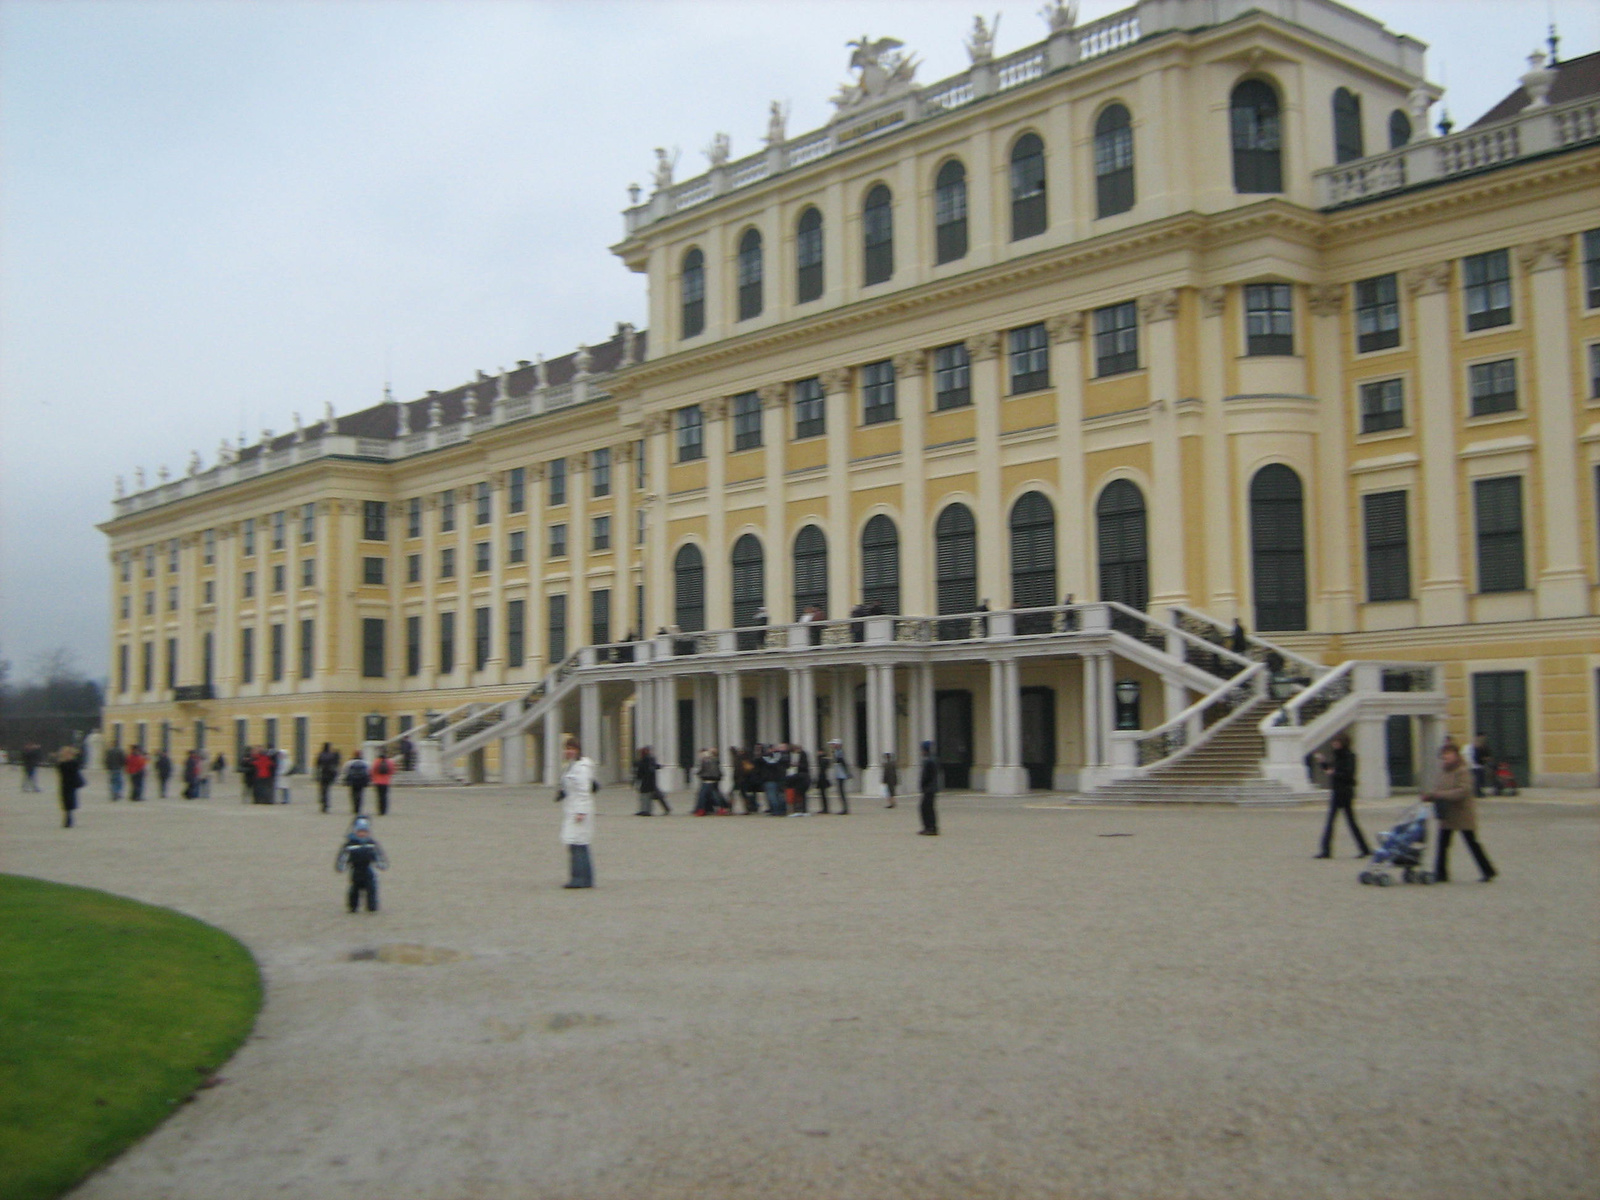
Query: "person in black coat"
1314 733 1370 858
634 746 669 815
788 747 811 816
917 741 940 835
56 746 86 827
315 743 342 813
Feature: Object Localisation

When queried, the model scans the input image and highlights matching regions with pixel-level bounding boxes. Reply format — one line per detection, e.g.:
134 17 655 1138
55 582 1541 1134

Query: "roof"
1469 49 1600 128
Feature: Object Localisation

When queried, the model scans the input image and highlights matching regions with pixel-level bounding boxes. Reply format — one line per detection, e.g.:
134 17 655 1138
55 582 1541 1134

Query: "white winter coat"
560 756 596 845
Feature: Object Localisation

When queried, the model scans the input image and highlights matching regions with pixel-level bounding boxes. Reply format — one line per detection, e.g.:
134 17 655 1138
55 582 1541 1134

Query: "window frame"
1230 78 1283 194
1008 324 1050 394
1358 378 1405 434
475 481 491 525
1468 358 1519 418
438 610 456 674
793 377 825 440
591 447 611 497
681 247 706 338
439 489 456 532
549 523 567 559
1244 283 1295 356
676 405 704 462
1584 229 1600 309
548 458 566 506
361 501 386 542
1332 87 1364 164
862 184 894 286
439 546 456 579
362 556 385 586
1473 475 1526 593
796 208 824 303
1463 249 1513 332
1354 273 1400 353
1093 301 1139 377
736 229 763 321
934 159 968 264
474 541 490 574
732 391 763 451
860 359 897 425
592 514 611 552
508 466 525 514
1093 104 1135 219
1362 490 1411 602
1010 132 1047 241
933 343 971 410
508 529 526 565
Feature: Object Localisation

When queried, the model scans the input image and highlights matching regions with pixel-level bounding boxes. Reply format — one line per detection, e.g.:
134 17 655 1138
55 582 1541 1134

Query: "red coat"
125 752 147 775
252 751 275 781
371 758 394 786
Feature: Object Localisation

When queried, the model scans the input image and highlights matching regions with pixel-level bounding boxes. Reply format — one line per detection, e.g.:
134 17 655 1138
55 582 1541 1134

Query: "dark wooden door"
1472 671 1529 786
1021 686 1056 789
935 689 973 789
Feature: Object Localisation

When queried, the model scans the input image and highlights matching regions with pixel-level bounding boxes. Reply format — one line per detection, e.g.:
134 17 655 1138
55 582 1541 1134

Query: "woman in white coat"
558 735 596 889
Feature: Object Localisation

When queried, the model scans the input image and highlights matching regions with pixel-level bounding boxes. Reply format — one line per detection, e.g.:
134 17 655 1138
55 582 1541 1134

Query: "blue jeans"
763 781 783 815
109 771 124 800
567 844 594 887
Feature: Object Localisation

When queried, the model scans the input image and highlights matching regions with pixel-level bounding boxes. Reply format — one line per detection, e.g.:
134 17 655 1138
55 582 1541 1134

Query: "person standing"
212 752 227 786
56 746 86 828
823 741 851 815
237 750 255 801
787 746 811 816
20 744 43 792
343 751 370 815
335 815 389 913
1466 733 1493 797
761 744 785 816
1313 733 1371 859
250 747 275 805
558 735 596 888
316 743 341 812
694 748 722 815
1423 742 1498 883
105 742 126 801
633 745 669 815
274 746 292 804
917 741 940 835
182 749 202 799
125 745 148 801
154 750 173 798
371 752 395 816
1228 618 1249 656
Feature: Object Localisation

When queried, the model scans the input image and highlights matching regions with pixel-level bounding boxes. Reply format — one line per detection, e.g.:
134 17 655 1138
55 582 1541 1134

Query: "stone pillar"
658 677 682 794
1353 714 1390 801
987 657 1027 795
1308 284 1356 631
821 368 854 611
894 351 930 614
862 664 885 793
501 729 526 785
633 676 653 759
1140 290 1186 608
613 442 635 637
1406 263 1467 626
832 670 852 764
580 682 600 769
797 667 818 756
1520 237 1587 616
1197 287 1237 616
758 674 781 743
913 662 935 751
644 412 672 632
704 398 730 626
759 384 790 617
717 671 740 766
542 706 561 786
1047 313 1087 602
787 668 808 755
967 331 1004 609
526 464 545 668
569 455 590 655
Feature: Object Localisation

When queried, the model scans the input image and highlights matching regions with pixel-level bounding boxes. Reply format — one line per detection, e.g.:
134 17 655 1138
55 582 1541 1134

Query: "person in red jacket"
251 747 276 805
125 746 149 801
371 753 395 816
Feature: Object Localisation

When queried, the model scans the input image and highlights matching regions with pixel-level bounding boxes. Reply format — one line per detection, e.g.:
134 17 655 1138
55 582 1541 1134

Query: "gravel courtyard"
6 773 1597 1200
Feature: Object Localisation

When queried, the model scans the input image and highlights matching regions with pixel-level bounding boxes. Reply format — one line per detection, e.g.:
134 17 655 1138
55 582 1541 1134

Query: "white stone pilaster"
1308 284 1356 630
1048 314 1087 602
1141 290 1186 608
968 331 1004 610
1198 287 1237 617
894 351 928 614
821 368 854 610
1406 263 1467 625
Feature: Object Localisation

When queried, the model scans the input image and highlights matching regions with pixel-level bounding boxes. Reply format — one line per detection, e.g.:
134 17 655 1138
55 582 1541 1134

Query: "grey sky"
2 0 1593 682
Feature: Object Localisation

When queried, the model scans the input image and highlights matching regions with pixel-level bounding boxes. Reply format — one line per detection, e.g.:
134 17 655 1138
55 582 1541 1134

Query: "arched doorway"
1250 464 1307 631
1009 491 1057 634
860 514 901 614
731 533 765 650
935 503 977 640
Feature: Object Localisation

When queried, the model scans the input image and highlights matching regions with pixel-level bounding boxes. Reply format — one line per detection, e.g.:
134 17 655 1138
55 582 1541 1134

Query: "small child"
335 815 389 912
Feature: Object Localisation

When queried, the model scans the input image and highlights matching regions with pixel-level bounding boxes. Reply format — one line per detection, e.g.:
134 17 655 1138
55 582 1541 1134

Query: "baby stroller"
1359 804 1435 886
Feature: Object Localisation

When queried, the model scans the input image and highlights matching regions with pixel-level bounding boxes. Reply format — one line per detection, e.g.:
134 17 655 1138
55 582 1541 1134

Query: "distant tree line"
0 650 103 758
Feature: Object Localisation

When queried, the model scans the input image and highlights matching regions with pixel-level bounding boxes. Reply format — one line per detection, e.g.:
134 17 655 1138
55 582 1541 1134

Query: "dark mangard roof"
1469 49 1600 128
232 325 646 462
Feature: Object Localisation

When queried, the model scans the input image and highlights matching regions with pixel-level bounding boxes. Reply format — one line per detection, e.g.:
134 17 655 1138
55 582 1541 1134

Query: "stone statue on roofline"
1040 0 1078 34
832 36 919 113
966 13 999 64
115 475 125 498
765 100 789 147
704 132 731 168
574 343 592 377
157 465 170 484
135 467 146 490
187 450 202 476
218 438 234 465
651 147 678 192
397 401 411 437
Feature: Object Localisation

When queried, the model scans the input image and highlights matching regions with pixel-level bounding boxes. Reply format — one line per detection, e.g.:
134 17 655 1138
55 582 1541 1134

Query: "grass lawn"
0 874 261 1200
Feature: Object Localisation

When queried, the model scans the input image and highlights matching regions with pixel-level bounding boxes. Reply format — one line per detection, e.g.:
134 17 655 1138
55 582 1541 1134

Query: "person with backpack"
343 751 371 815
371 752 395 816
315 743 341 813
335 815 389 912
154 750 173 798
558 735 596 888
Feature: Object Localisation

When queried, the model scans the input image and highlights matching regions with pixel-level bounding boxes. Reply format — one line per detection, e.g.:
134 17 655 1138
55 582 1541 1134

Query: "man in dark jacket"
1314 733 1370 858
918 741 941 835
634 746 669 815
315 743 342 813
105 743 127 800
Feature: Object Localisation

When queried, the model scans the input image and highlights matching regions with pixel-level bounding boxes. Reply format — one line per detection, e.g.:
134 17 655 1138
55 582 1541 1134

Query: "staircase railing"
379 700 477 756
1167 605 1326 679
1111 663 1267 772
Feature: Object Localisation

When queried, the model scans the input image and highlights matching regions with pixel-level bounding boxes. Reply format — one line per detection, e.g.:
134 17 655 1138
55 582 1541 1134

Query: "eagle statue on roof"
832 35 919 112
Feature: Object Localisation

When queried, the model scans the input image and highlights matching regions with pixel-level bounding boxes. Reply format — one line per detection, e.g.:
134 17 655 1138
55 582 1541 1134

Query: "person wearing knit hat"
917 740 941 836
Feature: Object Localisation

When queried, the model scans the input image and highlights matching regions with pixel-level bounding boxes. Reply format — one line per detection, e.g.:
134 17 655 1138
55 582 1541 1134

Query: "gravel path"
6 773 1597 1200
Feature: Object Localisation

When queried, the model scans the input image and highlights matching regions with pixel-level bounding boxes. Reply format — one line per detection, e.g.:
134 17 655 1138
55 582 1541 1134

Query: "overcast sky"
2 0 1594 683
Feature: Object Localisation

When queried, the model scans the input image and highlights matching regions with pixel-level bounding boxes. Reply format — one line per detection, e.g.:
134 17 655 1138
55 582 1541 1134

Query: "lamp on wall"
1114 678 1141 730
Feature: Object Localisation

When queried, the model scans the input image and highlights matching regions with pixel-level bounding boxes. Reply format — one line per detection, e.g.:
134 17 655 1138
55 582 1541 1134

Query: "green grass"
0 874 261 1200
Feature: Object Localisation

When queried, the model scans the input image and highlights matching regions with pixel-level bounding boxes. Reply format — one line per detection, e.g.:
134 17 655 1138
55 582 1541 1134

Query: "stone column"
798 666 818 756
788 668 808 754
821 368 854 612
501 729 526 785
967 330 1004 609
1197 287 1237 616
633 676 653 760
704 397 730 626
987 657 1026 795
526 464 545 668
758 384 790 617
613 442 635 637
658 677 682 794
913 662 935 751
569 456 590 653
1308 284 1356 631
1047 313 1087 602
580 682 601 771
758 673 781 743
1520 237 1587 617
486 478 506 680
1353 714 1390 801
1140 290 1186 609
717 671 740 766
1406 263 1467 626
644 412 672 632
894 350 929 614
863 664 885 793
832 670 852 764
543 704 561 786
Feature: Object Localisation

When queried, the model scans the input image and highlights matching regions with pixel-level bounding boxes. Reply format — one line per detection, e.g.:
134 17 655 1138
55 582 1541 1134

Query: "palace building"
101 0 1600 796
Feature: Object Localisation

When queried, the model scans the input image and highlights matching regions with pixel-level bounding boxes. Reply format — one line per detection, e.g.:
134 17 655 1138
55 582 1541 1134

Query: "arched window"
681 248 705 339
1010 132 1048 240
1249 464 1307 631
934 159 968 264
863 184 893 285
731 534 766 649
792 525 829 619
1009 492 1057 633
1094 104 1135 218
1231 79 1283 194
737 228 763 321
674 543 705 632
1332 87 1364 163
1096 480 1148 628
795 207 823 304
1388 109 1412 149
860 515 901 614
935 504 978 639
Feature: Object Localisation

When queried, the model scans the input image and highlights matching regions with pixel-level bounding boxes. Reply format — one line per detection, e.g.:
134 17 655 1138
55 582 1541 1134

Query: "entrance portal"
935 690 974 789
1020 686 1056 789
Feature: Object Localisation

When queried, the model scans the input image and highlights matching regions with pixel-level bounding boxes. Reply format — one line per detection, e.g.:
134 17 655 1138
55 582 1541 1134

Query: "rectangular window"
592 515 611 551
548 594 567 662
271 511 285 551
406 554 420 584
166 539 178 573
360 557 383 585
793 377 825 439
165 638 178 690
861 360 896 425
440 490 456 532
1363 490 1411 602
144 545 155 577
1590 343 1600 399
299 618 314 679
271 564 285 593
240 628 255 684
361 501 386 541
506 599 525 665
242 570 255 600
1469 359 1518 416
167 585 179 611
1474 476 1526 592
474 606 491 671
475 481 491 525
1359 378 1405 433
301 559 315 588
407 497 422 539
1244 283 1294 355
438 611 456 674
508 466 525 514
933 343 971 410
203 529 215 564
242 519 255 556
676 405 704 461
474 542 490 574
1094 301 1139 376
142 642 153 692
119 554 131 583
202 632 213 686
1463 250 1512 331
405 615 421 676
270 623 284 681
361 618 386 678
592 448 611 496
144 591 154 616
120 595 130 619
636 509 646 546
635 441 646 490
440 547 456 578
118 644 129 693
203 580 214 605
508 529 526 564
300 502 315 543
591 588 611 647
549 523 567 558
732 391 762 451
1585 229 1600 308
1008 324 1050 394
548 459 566 506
